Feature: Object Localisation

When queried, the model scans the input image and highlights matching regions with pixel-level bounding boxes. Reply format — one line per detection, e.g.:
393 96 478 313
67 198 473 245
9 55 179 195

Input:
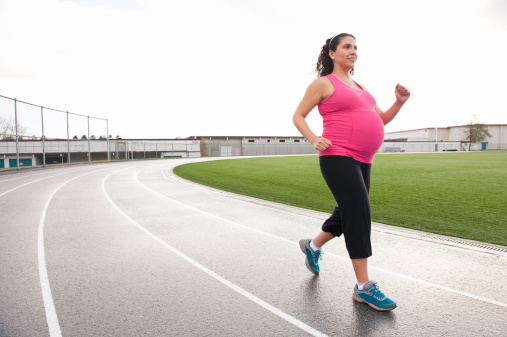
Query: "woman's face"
329 36 357 70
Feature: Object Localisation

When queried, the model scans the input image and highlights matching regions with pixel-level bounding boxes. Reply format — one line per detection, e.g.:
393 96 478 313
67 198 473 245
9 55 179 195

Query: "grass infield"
173 152 507 246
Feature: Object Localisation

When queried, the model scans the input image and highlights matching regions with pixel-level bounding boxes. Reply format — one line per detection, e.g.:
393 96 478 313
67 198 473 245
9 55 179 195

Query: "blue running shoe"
299 239 323 275
352 280 397 311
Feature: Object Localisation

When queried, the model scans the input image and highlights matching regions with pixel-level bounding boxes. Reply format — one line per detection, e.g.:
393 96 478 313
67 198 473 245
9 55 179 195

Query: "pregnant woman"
293 33 410 311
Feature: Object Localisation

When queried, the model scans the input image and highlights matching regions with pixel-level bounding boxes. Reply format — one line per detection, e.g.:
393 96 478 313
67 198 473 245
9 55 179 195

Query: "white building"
0 138 201 169
384 124 506 152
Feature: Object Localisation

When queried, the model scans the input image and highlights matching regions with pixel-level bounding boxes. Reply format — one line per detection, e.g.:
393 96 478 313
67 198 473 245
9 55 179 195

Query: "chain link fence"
0 94 109 169
0 94 201 170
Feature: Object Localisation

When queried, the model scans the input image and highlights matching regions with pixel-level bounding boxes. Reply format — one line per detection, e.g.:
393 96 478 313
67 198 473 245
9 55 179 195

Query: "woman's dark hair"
316 33 355 77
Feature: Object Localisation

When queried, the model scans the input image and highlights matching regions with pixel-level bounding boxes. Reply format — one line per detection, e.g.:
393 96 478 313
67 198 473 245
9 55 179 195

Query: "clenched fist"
395 84 411 103
312 137 332 151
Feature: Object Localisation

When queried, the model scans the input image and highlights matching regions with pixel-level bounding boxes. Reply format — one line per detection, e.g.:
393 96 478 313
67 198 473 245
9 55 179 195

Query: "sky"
1 0 506 139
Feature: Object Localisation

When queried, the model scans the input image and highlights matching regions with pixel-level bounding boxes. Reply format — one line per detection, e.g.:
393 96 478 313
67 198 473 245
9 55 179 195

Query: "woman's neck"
332 67 352 81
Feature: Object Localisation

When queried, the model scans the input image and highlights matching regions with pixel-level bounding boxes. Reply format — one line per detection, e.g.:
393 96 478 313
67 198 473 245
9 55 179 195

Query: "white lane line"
38 166 134 337
39 186 64 337
363 262 507 308
152 166 507 309
0 167 88 183
102 170 329 337
0 167 91 198
0 171 52 182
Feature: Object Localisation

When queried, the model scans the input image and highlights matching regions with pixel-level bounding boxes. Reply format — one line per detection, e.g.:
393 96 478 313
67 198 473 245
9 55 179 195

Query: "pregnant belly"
350 114 385 154
321 110 384 162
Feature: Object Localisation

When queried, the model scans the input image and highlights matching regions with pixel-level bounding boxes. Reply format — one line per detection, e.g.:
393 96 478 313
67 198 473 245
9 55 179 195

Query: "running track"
1 158 506 336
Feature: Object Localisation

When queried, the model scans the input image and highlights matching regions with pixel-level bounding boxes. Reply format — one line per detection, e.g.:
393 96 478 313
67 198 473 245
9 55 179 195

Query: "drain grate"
377 225 507 253
421 234 507 253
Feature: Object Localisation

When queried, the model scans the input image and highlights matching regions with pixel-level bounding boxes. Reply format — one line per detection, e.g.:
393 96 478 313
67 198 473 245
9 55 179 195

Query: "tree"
90 135 96 140
81 135 87 140
73 135 78 139
200 137 207 157
461 116 492 150
0 116 27 140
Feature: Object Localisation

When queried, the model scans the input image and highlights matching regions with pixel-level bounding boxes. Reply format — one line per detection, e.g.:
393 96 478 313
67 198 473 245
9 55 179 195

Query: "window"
279 140 285 142
248 140 255 143
294 140 300 142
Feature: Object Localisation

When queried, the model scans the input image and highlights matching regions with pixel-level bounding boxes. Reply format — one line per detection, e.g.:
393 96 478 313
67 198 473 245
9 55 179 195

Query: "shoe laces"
369 282 386 300
314 250 324 262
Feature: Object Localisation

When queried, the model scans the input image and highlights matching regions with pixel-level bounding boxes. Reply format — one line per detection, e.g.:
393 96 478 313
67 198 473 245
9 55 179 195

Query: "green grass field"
173 152 507 246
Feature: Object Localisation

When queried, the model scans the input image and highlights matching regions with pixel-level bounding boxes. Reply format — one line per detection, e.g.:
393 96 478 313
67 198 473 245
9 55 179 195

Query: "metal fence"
201 137 318 157
202 138 484 157
0 94 109 169
380 141 507 152
379 141 468 153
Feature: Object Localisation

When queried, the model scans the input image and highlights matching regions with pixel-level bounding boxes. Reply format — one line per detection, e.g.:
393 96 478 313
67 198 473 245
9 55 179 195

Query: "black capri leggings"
319 155 372 259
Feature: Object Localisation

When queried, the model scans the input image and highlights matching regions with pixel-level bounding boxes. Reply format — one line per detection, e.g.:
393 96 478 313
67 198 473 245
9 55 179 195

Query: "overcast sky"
1 0 506 139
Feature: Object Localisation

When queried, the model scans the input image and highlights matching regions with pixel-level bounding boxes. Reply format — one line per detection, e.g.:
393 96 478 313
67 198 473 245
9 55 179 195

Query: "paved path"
1 158 506 336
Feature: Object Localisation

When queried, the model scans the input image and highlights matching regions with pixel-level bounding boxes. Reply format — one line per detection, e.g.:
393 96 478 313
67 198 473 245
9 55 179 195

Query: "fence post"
435 127 438 152
87 115 91 164
41 105 46 166
14 98 19 169
66 111 71 164
106 119 110 161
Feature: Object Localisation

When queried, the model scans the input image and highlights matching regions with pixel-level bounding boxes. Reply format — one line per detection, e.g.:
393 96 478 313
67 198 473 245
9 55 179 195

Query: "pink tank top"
318 74 384 163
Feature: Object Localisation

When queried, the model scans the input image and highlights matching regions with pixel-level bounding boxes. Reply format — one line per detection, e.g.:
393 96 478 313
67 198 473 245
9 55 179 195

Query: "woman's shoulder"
308 76 334 100
313 75 332 84
308 75 333 91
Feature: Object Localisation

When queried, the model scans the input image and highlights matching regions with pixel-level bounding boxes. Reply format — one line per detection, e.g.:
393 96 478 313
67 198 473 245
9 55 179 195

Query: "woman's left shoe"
299 239 323 275
352 280 397 311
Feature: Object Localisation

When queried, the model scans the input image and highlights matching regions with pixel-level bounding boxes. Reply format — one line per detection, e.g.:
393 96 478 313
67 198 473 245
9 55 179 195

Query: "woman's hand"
312 137 332 151
395 83 411 103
